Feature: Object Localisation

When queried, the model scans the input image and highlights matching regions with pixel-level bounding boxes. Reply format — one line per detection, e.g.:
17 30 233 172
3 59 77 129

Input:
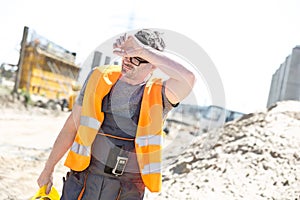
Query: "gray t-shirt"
76 69 177 173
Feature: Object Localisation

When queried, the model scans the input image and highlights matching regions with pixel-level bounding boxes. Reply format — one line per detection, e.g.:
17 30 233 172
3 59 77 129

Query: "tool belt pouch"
104 146 128 176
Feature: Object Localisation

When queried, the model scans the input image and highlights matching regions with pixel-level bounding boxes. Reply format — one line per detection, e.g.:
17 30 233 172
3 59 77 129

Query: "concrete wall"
283 47 300 101
267 46 300 107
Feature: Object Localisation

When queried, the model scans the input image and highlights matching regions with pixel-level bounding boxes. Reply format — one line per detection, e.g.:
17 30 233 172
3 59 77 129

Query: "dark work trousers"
61 157 145 200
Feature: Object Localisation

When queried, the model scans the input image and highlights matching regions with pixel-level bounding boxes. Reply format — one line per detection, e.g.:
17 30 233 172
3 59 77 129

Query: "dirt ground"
0 97 70 199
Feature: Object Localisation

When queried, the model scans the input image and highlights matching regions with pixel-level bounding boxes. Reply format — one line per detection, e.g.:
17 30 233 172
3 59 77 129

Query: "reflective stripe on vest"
141 162 161 174
135 135 162 147
70 141 90 157
80 116 101 130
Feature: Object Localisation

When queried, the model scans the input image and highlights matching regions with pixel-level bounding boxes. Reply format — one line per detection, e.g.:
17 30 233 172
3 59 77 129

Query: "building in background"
267 46 300 107
77 48 121 86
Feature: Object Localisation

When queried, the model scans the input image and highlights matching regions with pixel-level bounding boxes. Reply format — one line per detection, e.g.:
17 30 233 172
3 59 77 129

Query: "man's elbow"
185 71 196 89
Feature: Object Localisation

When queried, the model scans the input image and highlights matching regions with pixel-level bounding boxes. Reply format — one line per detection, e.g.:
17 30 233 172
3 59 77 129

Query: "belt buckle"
112 156 128 176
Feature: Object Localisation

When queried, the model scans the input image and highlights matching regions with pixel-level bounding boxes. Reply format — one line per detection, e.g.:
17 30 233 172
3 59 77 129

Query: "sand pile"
146 101 300 200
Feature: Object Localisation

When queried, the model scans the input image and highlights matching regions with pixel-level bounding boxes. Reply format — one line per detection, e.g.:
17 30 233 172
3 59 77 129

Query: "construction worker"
37 29 195 199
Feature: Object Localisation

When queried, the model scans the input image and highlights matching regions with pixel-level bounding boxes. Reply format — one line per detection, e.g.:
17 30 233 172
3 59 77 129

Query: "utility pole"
13 26 29 97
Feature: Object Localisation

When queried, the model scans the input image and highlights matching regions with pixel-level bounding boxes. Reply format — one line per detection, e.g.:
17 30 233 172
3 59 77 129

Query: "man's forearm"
142 47 195 103
143 47 194 81
44 106 81 172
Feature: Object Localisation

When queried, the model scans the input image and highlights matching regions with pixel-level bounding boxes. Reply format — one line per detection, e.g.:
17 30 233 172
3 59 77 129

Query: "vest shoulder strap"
93 65 122 85
145 77 162 94
94 65 121 74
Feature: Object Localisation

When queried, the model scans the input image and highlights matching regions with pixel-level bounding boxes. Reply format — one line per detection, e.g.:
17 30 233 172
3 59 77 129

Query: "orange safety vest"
64 65 164 192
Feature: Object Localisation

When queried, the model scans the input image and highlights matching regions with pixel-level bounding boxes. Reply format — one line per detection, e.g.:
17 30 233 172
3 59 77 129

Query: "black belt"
104 145 129 176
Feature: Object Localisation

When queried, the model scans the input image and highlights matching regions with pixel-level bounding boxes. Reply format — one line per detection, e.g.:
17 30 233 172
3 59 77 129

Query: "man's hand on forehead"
113 33 127 49
113 33 146 58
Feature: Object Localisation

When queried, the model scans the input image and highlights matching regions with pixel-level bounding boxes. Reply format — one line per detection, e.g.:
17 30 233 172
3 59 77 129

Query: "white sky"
0 0 299 114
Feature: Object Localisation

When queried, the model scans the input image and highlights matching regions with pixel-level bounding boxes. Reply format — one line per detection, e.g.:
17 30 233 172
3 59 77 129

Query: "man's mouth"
123 63 135 71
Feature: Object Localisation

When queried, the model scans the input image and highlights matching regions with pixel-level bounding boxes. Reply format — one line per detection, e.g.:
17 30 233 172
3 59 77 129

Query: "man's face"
121 57 153 79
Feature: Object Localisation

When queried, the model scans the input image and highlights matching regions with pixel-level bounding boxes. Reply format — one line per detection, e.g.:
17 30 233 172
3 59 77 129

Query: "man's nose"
123 57 131 64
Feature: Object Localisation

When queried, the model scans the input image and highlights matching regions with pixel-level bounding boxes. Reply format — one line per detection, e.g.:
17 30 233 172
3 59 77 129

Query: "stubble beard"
122 63 137 79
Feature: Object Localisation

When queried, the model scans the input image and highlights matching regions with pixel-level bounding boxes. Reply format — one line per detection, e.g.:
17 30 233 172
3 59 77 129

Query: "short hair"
135 29 166 51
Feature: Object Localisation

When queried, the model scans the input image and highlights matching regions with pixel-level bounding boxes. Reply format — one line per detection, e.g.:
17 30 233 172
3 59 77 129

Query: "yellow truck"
17 26 80 110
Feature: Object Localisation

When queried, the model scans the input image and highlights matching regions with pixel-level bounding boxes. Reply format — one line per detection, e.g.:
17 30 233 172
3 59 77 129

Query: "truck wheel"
35 100 43 108
47 100 58 110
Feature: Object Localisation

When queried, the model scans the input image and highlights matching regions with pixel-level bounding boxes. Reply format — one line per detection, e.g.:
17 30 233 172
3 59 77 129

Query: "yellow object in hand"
31 185 60 200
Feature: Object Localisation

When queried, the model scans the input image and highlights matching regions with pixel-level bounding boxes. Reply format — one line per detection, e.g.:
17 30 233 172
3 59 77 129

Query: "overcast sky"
0 0 299 113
